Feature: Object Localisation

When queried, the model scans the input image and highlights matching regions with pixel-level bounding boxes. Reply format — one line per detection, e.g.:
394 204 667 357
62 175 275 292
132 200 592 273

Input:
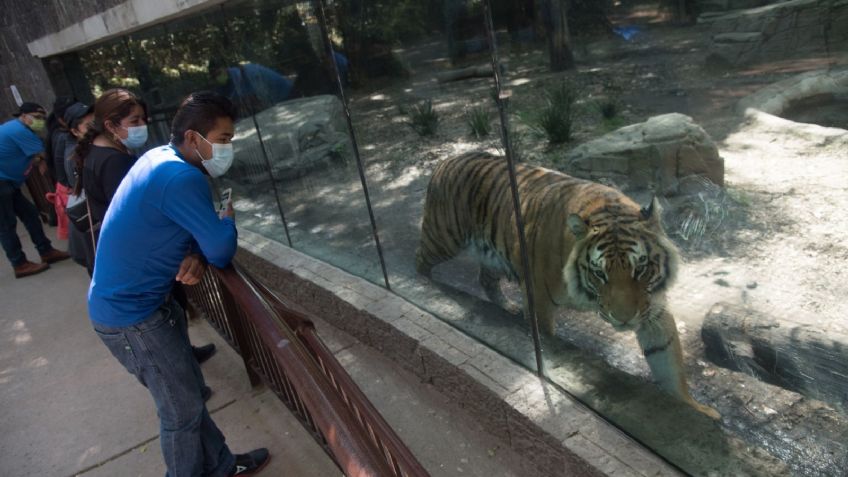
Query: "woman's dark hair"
44 96 76 165
72 88 142 194
170 91 237 146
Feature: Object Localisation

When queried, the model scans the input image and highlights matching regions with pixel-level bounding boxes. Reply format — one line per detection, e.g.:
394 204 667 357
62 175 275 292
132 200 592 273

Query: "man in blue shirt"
0 102 70 278
209 60 293 113
88 92 269 476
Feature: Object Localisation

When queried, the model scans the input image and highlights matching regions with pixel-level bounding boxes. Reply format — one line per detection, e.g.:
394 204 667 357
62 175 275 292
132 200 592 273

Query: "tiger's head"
563 197 679 332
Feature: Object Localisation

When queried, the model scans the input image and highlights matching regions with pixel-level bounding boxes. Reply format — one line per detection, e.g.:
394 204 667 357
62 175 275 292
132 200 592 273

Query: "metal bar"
216 9 293 247
312 0 392 290
482 0 545 377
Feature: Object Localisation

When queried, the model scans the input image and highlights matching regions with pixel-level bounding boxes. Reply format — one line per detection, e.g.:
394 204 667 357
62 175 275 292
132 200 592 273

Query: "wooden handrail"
185 264 429 477
247 271 430 477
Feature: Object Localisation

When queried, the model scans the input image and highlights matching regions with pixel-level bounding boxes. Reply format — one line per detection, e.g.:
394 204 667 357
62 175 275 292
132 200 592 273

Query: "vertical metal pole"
218 6 293 247
483 1 545 377
312 0 392 291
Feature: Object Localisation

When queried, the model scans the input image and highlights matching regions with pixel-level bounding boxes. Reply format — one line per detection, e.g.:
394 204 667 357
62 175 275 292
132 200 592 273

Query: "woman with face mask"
72 88 148 273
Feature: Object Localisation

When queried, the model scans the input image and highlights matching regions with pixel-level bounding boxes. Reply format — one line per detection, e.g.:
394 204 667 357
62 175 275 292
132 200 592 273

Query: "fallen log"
436 65 494 83
702 302 848 412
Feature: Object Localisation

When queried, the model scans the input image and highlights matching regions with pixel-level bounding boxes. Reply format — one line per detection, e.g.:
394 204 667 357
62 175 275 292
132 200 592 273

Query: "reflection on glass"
217 0 384 284
325 0 543 391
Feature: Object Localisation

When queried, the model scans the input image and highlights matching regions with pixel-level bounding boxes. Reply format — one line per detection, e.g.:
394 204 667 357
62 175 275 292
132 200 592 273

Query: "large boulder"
700 0 848 68
563 113 724 196
736 68 848 115
230 95 351 184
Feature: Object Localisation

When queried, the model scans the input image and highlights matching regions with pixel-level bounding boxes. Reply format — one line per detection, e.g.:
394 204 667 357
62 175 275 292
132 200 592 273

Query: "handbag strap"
85 196 96 254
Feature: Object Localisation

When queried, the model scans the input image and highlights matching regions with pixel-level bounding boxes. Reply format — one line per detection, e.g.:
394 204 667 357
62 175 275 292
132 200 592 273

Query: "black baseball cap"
13 102 46 117
63 102 94 129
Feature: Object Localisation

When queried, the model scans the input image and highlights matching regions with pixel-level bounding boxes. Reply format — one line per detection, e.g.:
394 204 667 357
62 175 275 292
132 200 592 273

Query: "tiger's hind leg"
415 231 464 278
480 265 522 315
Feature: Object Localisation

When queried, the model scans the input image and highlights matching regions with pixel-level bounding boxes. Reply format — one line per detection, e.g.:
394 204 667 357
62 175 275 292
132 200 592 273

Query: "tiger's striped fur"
416 152 719 419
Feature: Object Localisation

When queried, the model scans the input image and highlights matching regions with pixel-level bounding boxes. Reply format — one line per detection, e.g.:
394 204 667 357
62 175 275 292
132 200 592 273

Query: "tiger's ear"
640 196 662 225
567 214 589 239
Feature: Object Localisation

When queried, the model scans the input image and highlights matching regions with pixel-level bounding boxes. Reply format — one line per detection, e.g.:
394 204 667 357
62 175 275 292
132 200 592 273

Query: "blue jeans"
0 179 52 266
94 299 235 477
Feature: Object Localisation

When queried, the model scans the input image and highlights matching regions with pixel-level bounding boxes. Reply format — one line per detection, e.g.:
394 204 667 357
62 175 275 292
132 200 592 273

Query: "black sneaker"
192 343 217 364
230 448 270 476
201 385 212 402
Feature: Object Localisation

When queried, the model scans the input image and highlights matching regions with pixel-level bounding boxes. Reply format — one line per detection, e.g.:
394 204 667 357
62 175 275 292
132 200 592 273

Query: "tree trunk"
702 302 848 413
541 0 575 71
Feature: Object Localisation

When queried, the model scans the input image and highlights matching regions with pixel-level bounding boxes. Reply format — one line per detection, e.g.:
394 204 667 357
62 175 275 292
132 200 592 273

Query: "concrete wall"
0 0 221 118
0 0 126 117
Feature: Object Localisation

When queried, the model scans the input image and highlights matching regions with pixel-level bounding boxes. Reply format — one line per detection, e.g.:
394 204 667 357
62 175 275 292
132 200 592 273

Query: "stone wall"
700 0 848 68
0 0 127 117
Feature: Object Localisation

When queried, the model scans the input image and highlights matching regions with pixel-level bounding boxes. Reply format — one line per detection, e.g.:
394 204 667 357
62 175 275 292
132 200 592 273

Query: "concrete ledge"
27 0 225 57
236 228 681 477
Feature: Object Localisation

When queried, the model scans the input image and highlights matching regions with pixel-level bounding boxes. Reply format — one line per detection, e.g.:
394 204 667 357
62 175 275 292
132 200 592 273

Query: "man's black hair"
170 91 237 145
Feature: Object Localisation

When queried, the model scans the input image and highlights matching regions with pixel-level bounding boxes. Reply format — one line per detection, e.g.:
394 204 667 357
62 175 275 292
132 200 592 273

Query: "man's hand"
176 253 207 285
219 200 234 219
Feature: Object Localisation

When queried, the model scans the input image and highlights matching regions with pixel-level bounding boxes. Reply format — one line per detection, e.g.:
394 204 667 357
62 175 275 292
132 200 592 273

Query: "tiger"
415 151 719 419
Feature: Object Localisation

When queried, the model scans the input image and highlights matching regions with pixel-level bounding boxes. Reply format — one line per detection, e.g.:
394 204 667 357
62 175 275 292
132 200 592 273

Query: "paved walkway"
0 224 538 476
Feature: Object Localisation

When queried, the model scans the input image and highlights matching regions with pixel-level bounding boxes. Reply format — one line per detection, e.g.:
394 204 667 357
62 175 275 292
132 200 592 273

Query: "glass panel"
490 0 848 475
217 0 385 284
320 0 541 369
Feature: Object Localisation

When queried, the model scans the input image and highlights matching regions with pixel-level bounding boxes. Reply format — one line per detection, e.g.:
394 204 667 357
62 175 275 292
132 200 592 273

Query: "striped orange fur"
416 152 719 419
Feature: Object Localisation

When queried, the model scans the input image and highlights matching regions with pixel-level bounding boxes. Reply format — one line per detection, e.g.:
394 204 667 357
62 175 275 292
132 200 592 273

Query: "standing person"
72 88 147 274
88 91 269 476
62 102 94 268
45 96 77 239
0 102 70 278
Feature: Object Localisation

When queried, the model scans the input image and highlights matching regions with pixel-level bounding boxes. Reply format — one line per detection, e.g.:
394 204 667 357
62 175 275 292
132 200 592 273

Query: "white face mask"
121 125 148 149
196 133 234 178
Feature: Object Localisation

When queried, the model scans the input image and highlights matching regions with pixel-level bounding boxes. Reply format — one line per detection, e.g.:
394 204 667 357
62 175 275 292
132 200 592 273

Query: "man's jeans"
93 299 235 477
0 179 52 266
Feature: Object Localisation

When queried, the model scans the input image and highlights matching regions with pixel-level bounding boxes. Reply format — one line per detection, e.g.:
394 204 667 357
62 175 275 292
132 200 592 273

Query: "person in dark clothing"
47 96 76 188
45 96 77 240
72 89 146 274
62 102 94 268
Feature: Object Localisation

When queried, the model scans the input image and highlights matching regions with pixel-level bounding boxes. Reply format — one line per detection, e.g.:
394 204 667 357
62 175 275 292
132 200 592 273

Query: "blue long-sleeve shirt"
0 119 44 186
88 145 237 327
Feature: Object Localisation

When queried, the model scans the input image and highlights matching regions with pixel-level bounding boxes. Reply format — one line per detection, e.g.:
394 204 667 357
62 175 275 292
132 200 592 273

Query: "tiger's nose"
608 309 639 325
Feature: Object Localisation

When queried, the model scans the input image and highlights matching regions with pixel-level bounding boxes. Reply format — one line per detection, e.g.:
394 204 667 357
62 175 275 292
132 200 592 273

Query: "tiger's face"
564 199 678 332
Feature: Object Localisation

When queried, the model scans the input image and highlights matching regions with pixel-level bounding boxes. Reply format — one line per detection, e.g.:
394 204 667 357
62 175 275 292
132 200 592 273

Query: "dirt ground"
226 4 848 475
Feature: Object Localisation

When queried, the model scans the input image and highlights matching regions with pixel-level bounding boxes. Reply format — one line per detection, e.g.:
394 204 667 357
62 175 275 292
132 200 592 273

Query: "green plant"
466 107 492 139
407 100 439 137
597 97 618 119
601 116 626 132
534 81 577 144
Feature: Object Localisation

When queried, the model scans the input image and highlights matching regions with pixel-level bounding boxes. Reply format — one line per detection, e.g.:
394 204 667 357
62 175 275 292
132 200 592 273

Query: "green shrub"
406 100 439 136
467 107 492 139
535 81 576 144
597 97 618 119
